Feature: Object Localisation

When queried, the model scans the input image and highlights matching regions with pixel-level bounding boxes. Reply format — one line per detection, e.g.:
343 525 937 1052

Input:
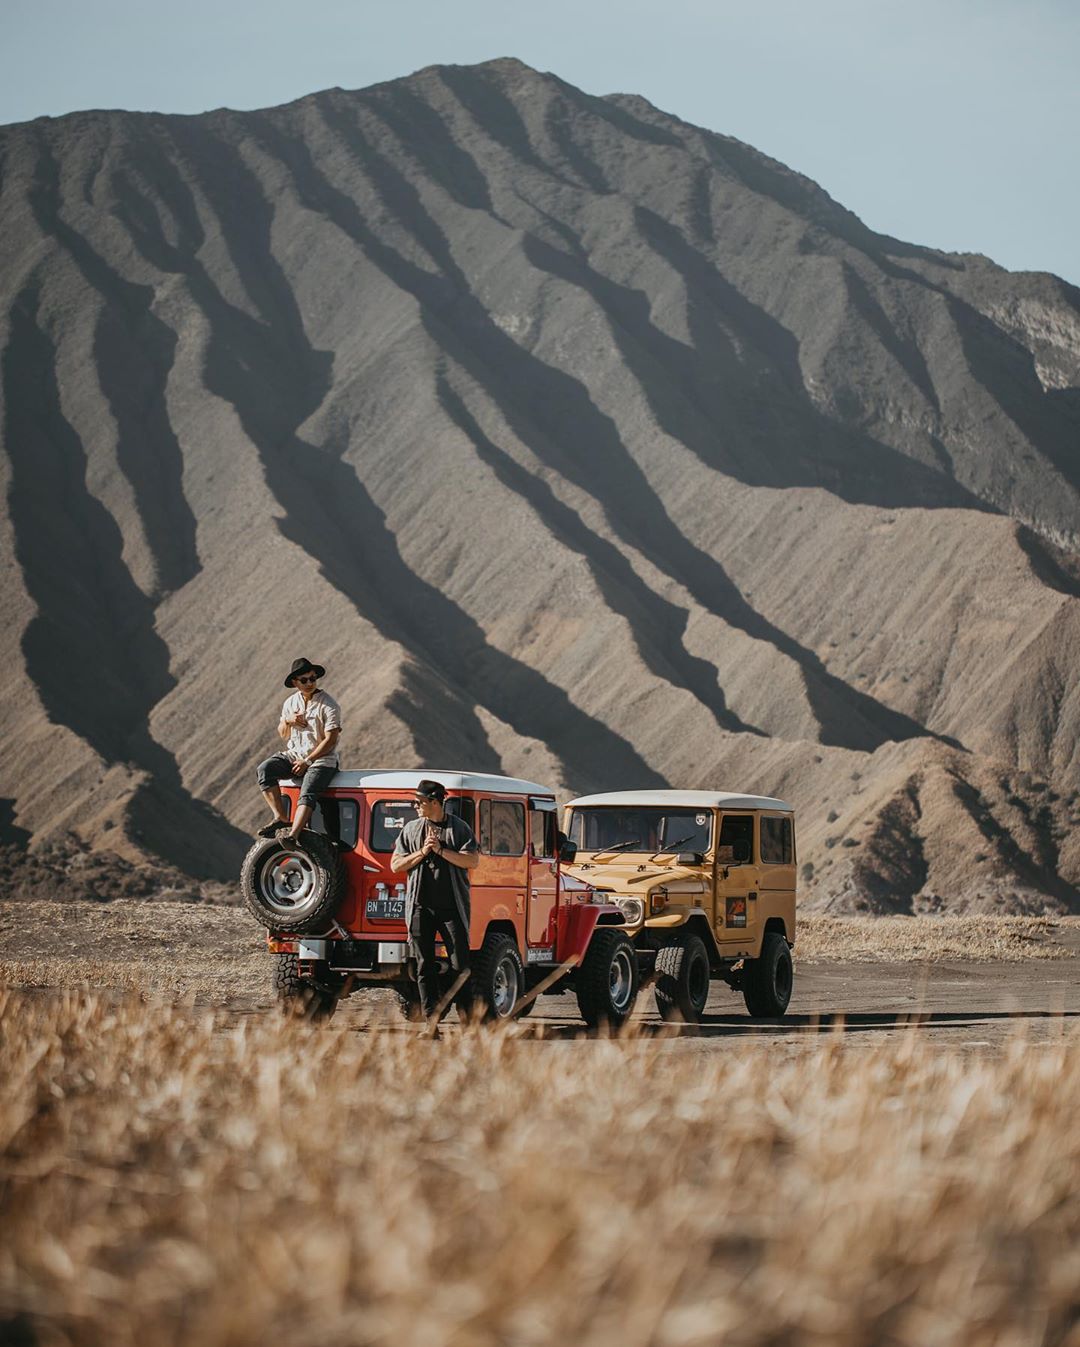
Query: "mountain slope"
1 57 1078 910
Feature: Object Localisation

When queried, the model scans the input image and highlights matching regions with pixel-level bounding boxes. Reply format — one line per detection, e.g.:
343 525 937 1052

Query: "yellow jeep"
562 791 796 1021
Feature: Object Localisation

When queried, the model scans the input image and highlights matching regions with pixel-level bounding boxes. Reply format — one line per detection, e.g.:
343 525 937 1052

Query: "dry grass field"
2 987 1080 1347
3 906 1080 1344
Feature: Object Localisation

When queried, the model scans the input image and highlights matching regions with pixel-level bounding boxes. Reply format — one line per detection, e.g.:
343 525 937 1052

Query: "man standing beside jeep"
391 780 478 1019
256 657 342 843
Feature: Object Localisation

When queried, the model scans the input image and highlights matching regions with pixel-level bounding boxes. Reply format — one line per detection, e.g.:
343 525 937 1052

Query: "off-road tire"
461 932 524 1023
272 952 341 1020
576 929 639 1030
241 833 345 934
742 931 794 1018
654 933 711 1023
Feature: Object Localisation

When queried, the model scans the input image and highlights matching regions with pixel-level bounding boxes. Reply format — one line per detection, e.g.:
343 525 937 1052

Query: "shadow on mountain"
28 134 200 599
362 83 500 217
1015 526 1080 600
108 116 662 793
2 280 247 879
437 377 764 738
259 93 955 754
0 799 31 849
950 772 1080 910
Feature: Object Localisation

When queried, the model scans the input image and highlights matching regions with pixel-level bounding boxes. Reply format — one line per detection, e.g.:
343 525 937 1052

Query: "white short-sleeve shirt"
281 689 342 767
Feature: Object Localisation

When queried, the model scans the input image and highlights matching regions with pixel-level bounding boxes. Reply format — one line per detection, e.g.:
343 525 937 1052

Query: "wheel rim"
492 954 520 1017
608 946 634 1013
257 847 322 919
688 953 709 1009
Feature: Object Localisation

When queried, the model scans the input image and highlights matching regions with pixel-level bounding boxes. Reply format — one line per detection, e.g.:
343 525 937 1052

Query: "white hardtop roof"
328 769 557 797
567 789 793 812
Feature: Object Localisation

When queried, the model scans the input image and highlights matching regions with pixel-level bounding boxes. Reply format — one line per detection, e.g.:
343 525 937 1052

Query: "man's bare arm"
279 706 310 739
391 847 425 873
302 726 340 763
440 847 479 870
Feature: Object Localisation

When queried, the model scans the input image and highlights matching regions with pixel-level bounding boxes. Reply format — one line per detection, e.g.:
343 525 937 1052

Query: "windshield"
568 807 712 855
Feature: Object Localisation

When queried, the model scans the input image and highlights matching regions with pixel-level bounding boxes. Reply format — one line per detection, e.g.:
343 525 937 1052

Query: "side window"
308 798 359 849
479 799 525 856
370 800 418 852
446 796 475 832
760 815 793 865
447 797 476 840
717 814 754 864
529 807 557 858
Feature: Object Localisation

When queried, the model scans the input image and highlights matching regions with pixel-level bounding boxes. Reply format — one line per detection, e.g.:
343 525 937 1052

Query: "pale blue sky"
4 0 1078 283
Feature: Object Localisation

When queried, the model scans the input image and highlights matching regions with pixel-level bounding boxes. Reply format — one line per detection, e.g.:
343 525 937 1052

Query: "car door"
715 811 759 951
476 795 529 950
759 811 796 936
527 800 559 953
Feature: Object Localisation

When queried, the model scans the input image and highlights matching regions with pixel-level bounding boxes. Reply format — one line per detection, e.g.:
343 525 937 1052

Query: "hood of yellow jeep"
562 859 709 895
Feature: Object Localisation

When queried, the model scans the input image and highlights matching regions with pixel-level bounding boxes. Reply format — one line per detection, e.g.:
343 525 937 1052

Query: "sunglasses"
296 674 318 684
413 796 438 806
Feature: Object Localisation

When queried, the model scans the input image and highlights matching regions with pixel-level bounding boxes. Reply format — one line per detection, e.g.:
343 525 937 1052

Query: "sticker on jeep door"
726 897 747 928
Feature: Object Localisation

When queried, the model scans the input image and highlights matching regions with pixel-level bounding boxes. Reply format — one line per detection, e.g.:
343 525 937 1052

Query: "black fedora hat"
284 657 326 688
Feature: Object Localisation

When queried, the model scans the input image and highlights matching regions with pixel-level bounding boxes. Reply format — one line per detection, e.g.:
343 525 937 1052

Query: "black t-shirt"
417 824 457 912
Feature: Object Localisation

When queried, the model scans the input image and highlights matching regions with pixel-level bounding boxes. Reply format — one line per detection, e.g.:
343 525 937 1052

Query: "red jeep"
240 770 639 1027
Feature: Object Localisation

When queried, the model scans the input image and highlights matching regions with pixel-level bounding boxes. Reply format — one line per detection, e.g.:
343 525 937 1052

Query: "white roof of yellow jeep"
327 769 556 797
567 790 793 812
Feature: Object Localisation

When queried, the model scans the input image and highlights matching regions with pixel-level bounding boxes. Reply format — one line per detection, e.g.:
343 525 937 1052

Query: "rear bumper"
270 936 410 977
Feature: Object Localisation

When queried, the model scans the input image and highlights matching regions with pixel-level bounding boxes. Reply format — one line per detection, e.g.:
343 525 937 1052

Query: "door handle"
530 889 539 899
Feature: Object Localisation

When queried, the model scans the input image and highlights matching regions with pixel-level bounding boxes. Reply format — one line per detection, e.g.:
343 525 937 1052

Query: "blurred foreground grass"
2 987 1079 1347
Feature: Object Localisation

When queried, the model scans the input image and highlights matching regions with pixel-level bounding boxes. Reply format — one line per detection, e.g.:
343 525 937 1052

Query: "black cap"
414 779 446 802
284 657 326 688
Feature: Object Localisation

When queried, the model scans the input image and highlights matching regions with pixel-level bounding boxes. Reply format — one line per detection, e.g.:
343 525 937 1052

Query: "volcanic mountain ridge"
1 57 1079 912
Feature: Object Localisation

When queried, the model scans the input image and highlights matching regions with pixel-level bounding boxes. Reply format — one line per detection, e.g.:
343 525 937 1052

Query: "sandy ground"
3 902 1078 1055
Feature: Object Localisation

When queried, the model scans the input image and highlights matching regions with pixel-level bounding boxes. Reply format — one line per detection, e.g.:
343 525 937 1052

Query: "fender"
642 907 725 968
556 901 624 963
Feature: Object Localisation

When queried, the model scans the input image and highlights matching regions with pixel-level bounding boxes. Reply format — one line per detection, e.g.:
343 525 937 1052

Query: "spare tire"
240 833 345 933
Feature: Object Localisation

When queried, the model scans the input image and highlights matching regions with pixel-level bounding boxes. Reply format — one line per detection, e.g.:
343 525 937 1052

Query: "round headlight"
615 897 644 924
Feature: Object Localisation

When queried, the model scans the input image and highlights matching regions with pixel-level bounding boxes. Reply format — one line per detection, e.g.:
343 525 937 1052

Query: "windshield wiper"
648 834 696 862
593 839 640 858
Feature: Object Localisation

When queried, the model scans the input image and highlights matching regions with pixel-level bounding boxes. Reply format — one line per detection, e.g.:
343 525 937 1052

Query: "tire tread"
654 932 710 1022
463 932 523 1022
240 833 345 933
742 931 793 1018
576 928 639 1029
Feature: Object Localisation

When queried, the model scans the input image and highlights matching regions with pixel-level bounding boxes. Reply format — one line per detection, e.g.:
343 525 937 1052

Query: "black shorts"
256 754 337 807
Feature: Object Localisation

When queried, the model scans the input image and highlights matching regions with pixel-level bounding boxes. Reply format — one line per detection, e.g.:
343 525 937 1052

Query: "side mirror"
677 851 704 866
558 839 578 863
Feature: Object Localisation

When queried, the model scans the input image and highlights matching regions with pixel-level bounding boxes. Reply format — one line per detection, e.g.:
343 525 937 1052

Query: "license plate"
366 898 405 921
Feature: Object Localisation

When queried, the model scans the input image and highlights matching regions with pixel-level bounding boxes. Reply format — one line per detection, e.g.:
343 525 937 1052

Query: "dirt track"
4 902 1078 1054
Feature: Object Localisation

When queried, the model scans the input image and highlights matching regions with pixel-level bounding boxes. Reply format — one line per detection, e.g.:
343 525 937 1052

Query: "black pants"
410 906 470 1016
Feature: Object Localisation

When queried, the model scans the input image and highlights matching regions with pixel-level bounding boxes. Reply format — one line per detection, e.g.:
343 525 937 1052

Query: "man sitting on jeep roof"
255 657 342 843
